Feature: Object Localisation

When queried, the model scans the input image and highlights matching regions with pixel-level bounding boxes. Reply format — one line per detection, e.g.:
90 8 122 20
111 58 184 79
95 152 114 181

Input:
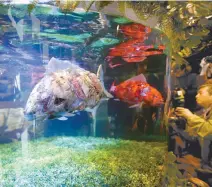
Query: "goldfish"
107 41 165 67
119 23 152 39
108 40 153 57
106 23 165 68
24 57 113 136
110 75 164 107
122 50 164 63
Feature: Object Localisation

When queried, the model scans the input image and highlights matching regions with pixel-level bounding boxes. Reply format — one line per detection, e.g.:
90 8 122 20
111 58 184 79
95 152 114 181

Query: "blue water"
0 6 168 185
0 4 167 141
0 5 123 102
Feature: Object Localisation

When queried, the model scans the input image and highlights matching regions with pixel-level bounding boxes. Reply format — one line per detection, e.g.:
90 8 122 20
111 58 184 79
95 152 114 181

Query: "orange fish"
108 40 156 57
106 23 165 68
122 50 164 63
106 36 165 67
110 75 164 107
120 23 152 39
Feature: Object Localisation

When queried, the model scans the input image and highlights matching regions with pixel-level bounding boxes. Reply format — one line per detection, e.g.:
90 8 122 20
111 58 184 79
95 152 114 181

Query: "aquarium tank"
0 1 172 186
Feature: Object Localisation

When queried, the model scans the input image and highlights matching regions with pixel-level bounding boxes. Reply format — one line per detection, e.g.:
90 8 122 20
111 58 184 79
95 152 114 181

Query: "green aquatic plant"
32 5 56 16
112 16 132 24
48 1 212 65
0 136 167 186
90 37 120 48
0 4 9 16
44 29 57 33
25 1 212 65
39 32 92 43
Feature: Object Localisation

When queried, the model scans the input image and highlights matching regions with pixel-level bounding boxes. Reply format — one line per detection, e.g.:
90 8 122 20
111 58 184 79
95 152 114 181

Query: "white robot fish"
24 57 113 136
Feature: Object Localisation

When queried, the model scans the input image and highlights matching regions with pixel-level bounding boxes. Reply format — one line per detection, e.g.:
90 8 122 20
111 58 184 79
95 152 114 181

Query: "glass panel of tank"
0 3 170 141
0 2 170 186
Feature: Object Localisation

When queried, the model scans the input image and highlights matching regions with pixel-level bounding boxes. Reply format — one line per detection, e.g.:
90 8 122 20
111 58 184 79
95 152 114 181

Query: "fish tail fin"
97 64 113 98
135 102 143 114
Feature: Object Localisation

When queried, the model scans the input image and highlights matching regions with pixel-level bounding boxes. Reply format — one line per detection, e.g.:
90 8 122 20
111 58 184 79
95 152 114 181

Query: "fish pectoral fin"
139 102 144 108
57 116 68 121
129 102 144 109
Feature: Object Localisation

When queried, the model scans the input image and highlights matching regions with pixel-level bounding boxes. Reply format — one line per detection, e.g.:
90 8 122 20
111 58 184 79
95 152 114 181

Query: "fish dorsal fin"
97 64 103 81
126 73 147 82
97 64 113 98
45 57 80 74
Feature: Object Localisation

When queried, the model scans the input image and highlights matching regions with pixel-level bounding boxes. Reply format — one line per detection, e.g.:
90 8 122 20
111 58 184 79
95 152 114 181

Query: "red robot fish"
110 75 164 107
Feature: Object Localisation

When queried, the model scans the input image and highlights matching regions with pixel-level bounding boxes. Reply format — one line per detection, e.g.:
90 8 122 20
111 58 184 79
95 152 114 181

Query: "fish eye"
54 97 66 105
